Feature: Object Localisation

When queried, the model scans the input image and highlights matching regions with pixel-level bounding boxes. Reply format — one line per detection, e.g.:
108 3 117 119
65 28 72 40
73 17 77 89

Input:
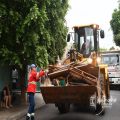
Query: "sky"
65 0 119 49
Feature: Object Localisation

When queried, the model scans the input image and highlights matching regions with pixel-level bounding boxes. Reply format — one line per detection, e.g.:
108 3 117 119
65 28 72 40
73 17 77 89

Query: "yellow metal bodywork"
99 64 110 100
73 24 99 29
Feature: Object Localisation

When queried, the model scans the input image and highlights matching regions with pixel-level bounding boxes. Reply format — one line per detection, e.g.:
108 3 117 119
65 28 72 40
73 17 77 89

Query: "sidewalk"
0 93 45 120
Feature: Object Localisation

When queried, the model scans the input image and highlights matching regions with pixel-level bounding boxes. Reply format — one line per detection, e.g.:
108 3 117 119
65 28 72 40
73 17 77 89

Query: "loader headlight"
88 58 93 64
97 57 101 64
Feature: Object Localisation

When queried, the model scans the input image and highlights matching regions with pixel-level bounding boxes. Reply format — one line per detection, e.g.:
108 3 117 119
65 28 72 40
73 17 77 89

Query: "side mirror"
116 54 119 63
67 34 70 42
100 30 105 38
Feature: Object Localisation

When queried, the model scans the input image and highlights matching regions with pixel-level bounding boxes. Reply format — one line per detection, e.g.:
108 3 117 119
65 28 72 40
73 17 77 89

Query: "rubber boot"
26 113 31 120
31 115 35 120
26 116 30 120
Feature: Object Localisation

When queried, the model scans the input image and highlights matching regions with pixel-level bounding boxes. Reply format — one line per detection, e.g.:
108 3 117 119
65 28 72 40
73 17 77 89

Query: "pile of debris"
47 61 99 86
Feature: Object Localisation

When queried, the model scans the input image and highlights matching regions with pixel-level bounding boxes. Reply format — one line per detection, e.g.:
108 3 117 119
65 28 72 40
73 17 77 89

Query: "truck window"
101 54 119 65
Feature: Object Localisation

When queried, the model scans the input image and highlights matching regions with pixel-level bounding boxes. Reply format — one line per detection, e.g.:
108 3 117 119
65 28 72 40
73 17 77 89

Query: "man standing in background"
12 68 18 90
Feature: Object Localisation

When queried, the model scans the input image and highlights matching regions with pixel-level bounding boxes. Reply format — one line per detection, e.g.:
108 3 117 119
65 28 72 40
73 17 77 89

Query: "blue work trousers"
28 92 35 114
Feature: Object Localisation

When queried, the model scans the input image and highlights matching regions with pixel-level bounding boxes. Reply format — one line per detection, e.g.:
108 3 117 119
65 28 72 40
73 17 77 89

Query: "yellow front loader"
40 24 110 114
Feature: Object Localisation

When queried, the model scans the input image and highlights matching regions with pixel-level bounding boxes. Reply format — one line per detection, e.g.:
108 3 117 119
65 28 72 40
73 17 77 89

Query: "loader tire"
57 103 70 114
95 103 105 115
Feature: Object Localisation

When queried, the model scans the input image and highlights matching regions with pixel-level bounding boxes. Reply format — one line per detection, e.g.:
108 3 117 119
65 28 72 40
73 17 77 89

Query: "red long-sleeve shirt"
27 70 45 93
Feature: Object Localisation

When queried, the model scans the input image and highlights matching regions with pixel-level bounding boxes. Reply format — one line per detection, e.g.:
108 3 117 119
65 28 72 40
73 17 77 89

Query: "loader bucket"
40 85 97 104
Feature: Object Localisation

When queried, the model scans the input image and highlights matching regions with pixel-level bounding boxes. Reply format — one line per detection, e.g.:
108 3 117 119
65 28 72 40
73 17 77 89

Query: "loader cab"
70 24 104 57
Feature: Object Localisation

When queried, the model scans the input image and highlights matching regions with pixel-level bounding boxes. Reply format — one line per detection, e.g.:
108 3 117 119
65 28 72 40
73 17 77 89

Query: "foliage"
114 33 120 46
109 46 115 50
99 48 108 52
46 0 69 63
0 0 69 69
110 2 120 46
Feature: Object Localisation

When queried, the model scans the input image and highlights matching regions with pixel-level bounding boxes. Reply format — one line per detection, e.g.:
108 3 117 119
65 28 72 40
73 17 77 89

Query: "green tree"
0 0 69 102
109 46 115 50
99 48 108 52
110 2 120 46
46 0 69 63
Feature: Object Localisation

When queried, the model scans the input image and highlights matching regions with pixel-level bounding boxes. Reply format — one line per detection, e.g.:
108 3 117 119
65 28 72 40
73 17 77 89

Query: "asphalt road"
20 90 120 120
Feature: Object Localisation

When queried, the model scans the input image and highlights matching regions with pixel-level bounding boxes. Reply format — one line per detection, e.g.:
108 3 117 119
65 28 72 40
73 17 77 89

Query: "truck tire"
95 103 105 115
90 93 104 115
57 103 70 114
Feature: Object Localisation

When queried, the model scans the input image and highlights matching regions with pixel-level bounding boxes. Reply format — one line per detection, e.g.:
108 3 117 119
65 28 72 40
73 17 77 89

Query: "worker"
69 47 76 62
80 39 90 55
26 64 45 120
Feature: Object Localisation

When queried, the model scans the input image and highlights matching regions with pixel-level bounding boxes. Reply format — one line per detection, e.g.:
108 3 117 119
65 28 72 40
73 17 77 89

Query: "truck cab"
101 51 120 87
68 24 104 57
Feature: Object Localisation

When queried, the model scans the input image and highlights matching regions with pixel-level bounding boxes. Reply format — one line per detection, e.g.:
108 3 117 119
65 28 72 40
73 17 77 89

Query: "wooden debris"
48 62 99 86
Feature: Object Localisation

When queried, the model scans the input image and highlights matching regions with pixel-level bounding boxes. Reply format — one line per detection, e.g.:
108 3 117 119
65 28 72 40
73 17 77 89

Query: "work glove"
39 69 45 77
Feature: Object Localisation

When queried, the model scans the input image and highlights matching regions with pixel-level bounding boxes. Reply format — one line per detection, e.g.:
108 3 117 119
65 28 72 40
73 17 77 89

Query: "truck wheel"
57 103 70 114
90 92 97 113
95 103 105 115
90 93 104 115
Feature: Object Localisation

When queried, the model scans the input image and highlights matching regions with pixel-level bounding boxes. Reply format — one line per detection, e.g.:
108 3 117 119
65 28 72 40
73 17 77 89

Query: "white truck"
101 51 120 87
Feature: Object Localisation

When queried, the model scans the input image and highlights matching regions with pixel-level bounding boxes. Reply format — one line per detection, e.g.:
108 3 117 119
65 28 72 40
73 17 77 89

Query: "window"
85 28 94 54
101 54 119 65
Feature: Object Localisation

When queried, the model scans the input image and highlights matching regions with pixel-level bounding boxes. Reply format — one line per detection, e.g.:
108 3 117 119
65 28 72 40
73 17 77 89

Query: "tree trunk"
19 67 27 104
